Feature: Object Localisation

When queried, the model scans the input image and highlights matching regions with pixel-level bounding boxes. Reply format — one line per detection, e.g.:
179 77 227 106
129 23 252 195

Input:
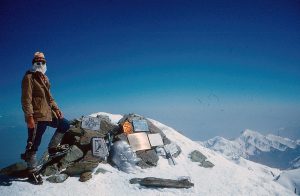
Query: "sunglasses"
33 60 46 65
33 58 46 65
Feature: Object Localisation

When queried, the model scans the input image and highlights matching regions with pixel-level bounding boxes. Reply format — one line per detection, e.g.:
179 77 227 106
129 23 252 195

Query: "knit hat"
32 52 46 64
34 52 45 58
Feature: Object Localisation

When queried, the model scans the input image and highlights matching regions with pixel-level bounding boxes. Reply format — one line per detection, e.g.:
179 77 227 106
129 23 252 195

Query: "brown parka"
21 71 59 122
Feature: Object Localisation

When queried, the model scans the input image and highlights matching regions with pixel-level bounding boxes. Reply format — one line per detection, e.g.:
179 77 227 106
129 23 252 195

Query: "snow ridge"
204 129 299 160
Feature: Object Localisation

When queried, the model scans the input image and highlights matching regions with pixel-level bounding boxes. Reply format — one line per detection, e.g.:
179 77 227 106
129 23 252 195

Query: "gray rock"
130 177 194 189
189 150 214 168
61 126 84 146
97 114 111 122
136 149 159 168
79 171 92 182
189 150 207 163
42 164 59 176
64 161 99 176
200 160 215 168
115 133 128 141
68 126 84 137
61 145 84 165
0 162 27 176
82 150 101 163
80 129 103 145
46 173 69 183
98 115 119 136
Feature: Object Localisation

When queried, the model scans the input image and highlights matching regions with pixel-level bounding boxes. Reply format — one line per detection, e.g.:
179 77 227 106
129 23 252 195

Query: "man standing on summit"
21 52 70 171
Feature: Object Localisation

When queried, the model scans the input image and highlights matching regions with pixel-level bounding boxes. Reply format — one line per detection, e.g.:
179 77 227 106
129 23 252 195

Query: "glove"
54 109 64 119
27 116 35 129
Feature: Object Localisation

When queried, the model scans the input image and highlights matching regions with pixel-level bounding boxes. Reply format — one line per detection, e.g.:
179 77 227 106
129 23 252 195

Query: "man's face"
34 57 46 65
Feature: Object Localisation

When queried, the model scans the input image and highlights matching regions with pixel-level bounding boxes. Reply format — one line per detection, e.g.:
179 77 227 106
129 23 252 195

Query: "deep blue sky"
0 0 300 140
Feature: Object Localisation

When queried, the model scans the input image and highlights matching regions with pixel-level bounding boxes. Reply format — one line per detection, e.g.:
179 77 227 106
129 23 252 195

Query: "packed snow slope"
275 168 300 195
202 129 300 169
0 113 294 196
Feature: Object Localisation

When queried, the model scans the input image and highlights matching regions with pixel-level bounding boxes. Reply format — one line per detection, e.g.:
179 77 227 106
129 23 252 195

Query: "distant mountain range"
202 129 300 169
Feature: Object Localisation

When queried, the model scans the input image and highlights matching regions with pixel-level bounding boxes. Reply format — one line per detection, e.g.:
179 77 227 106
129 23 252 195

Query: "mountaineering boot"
21 150 43 185
24 151 38 172
48 144 69 156
48 131 64 154
48 131 69 156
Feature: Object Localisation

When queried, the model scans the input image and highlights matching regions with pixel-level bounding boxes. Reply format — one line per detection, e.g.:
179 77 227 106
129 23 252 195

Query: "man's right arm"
21 74 34 127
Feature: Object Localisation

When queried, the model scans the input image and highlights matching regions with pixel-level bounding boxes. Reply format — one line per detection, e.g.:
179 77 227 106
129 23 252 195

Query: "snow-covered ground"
0 113 295 196
275 168 300 195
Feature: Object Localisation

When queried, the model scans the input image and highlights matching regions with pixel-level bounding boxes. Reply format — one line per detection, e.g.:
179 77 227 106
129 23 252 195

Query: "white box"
148 133 164 147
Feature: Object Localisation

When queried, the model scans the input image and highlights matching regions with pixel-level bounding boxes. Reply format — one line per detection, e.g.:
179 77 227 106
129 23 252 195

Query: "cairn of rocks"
0 113 213 184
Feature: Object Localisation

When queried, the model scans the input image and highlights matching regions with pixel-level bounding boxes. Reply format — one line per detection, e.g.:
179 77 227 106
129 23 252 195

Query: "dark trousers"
26 118 70 152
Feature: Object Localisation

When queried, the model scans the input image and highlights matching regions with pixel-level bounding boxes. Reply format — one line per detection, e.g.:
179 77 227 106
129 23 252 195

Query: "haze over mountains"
202 129 300 169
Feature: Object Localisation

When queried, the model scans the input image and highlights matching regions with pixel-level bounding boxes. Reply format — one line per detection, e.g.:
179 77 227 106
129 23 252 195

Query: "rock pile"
40 114 119 181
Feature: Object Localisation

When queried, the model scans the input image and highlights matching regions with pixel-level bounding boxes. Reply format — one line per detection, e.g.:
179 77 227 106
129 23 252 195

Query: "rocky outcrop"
189 150 214 168
43 114 117 179
79 171 92 182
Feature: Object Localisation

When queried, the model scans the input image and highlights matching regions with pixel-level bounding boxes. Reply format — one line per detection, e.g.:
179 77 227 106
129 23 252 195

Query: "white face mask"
32 62 47 74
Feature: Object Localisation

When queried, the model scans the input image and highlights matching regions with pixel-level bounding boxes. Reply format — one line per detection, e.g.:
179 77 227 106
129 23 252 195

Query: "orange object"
123 121 133 135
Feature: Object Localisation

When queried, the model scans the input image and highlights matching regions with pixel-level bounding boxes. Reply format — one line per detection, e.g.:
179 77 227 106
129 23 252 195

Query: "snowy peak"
238 129 272 153
205 136 229 147
266 134 297 150
203 129 300 169
240 129 262 137
204 136 246 159
238 129 298 154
